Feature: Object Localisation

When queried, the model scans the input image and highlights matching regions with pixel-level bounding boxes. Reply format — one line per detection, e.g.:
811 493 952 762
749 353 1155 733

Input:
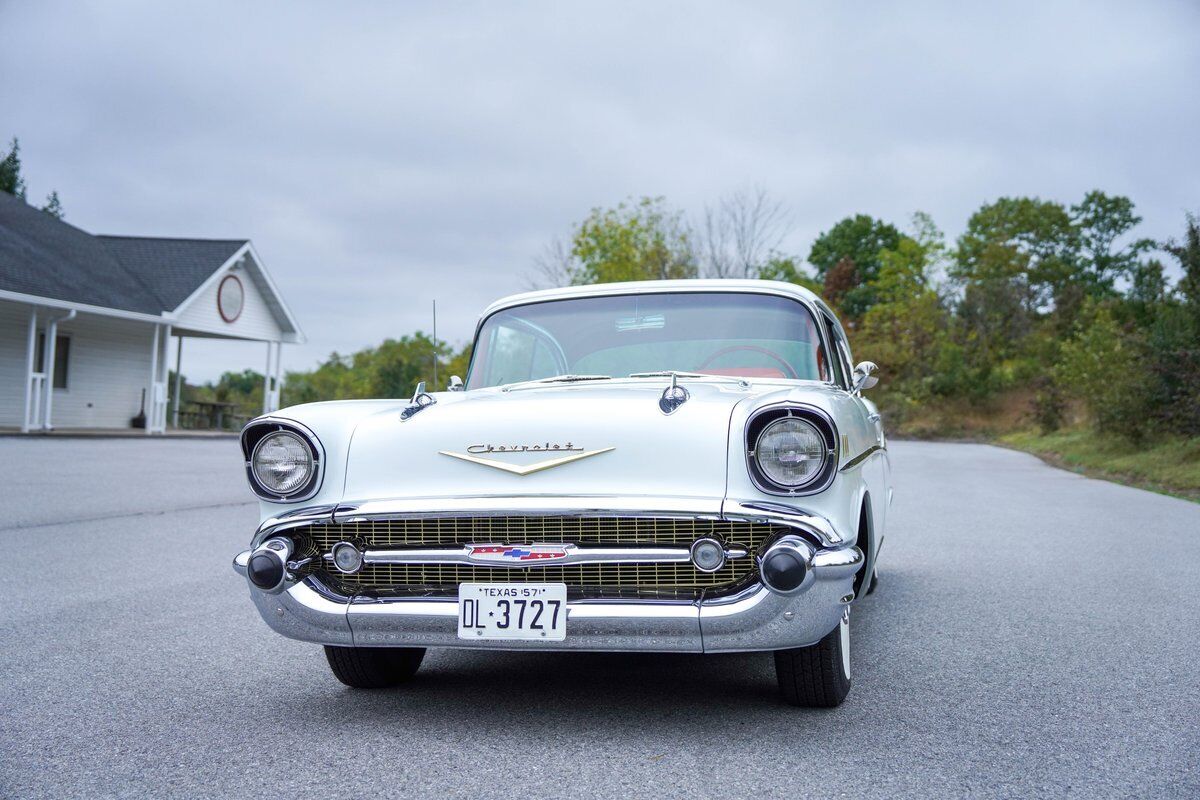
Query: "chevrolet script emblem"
439 445 614 475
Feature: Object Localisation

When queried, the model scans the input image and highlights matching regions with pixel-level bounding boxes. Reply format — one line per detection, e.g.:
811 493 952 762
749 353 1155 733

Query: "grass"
998 428 1200 502
889 390 1037 441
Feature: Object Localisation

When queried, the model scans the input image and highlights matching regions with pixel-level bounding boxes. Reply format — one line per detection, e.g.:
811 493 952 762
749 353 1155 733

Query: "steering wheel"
697 345 799 379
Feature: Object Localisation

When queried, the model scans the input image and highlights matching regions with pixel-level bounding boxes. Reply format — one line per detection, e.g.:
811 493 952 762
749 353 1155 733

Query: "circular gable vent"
217 274 244 323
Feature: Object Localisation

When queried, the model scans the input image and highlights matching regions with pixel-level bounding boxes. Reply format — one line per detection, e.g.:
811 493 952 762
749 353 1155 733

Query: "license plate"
457 583 567 641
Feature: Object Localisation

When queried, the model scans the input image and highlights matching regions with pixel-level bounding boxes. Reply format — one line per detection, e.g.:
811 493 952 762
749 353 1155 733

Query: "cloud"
2 0 1197 381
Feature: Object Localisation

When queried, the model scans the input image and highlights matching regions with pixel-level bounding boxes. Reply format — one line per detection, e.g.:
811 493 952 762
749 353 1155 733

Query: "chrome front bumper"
233 543 862 653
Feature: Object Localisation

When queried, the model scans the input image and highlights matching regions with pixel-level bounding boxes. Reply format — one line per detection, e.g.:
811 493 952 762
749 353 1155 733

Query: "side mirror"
448 375 464 392
852 361 878 394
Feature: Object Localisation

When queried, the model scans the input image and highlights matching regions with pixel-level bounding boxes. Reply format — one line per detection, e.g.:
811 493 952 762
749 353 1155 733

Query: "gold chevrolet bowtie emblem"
439 447 615 476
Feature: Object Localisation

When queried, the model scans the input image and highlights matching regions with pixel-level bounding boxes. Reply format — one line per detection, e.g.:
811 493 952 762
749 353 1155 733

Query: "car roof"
479 279 835 322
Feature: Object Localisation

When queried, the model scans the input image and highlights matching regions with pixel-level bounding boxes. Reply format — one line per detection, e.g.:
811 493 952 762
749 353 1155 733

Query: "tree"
953 196 1078 316
1071 191 1153 291
808 215 903 280
1164 212 1200 312
1142 213 1200 436
756 255 823 294
855 221 952 407
567 197 697 284
283 334 471 405
1056 304 1149 437
42 190 64 219
216 369 264 397
807 215 903 318
2 136 65 217
822 257 858 312
1 138 26 199
531 237 574 288
699 188 791 278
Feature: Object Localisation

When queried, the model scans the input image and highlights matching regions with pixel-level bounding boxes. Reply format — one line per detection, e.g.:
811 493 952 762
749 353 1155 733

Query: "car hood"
339 380 773 503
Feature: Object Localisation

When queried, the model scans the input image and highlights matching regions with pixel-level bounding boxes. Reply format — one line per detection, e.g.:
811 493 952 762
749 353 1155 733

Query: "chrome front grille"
291 516 784 599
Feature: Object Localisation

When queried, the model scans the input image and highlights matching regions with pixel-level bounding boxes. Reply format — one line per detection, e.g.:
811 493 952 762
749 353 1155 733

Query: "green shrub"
1056 305 1150 438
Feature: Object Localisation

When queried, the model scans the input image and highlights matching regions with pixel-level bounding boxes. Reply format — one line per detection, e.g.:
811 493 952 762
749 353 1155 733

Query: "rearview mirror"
852 361 878 394
448 375 464 392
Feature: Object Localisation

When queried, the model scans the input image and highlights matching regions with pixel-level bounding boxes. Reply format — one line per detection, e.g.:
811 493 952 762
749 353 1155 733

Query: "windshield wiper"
537 374 611 383
629 370 750 386
501 374 612 391
628 371 708 378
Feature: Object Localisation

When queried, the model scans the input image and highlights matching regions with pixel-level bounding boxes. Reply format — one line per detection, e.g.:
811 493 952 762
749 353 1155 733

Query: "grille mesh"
292 516 782 598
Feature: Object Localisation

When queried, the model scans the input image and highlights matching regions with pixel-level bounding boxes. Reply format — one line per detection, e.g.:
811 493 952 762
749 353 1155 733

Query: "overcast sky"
2 1 1197 382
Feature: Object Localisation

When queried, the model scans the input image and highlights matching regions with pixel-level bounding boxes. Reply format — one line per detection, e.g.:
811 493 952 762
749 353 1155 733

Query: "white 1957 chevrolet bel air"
234 279 890 707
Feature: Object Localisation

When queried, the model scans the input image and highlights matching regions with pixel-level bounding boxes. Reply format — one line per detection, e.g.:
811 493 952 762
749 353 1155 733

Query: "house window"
35 333 70 389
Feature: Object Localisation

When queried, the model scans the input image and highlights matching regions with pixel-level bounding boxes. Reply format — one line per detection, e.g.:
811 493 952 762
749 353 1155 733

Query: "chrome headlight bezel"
745 404 839 496
240 418 325 503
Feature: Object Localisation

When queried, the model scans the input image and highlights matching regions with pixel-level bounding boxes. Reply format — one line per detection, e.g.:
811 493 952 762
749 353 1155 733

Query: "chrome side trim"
840 444 884 472
321 543 748 569
330 497 726 524
725 500 843 545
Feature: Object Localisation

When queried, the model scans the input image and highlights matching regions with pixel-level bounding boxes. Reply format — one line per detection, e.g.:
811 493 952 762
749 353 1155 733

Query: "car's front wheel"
323 645 426 689
774 610 851 707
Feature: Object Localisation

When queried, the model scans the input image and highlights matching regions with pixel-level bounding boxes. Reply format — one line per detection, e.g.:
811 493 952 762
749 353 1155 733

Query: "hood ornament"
658 372 690 415
400 382 436 420
440 446 614 476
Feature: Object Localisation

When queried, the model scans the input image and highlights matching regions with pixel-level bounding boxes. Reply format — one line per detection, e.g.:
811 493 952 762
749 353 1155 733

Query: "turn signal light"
247 537 293 593
759 536 815 595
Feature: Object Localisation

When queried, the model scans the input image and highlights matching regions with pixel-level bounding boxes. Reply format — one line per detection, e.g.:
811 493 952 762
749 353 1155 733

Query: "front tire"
774 611 851 707
324 646 426 689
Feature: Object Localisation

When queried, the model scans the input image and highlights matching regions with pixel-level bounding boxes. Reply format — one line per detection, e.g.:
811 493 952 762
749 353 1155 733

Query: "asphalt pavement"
1 437 1197 799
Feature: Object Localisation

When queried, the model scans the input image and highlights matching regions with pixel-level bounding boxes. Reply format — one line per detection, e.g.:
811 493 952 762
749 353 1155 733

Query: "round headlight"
754 417 828 488
251 431 314 496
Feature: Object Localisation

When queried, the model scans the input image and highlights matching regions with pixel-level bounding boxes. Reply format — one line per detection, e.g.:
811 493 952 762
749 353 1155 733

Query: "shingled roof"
96 235 247 311
0 191 247 316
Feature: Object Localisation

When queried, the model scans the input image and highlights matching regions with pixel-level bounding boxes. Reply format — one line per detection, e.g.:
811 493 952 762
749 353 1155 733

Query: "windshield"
467 292 830 389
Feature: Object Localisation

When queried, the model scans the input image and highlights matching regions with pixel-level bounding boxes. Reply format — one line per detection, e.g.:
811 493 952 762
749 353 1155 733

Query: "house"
0 191 304 433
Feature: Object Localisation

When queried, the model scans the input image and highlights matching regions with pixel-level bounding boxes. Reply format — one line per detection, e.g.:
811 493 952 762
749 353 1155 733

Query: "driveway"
1 438 1196 798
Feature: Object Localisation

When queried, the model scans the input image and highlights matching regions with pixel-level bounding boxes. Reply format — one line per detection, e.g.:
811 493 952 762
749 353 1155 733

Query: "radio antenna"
432 299 438 389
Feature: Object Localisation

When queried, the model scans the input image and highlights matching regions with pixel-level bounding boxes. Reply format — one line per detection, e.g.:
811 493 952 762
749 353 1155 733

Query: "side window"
836 337 854 385
820 316 847 389
35 333 70 390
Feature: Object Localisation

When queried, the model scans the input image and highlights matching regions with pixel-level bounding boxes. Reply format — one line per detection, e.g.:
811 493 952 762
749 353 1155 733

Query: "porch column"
172 335 184 429
42 309 75 431
273 342 284 411
21 307 38 433
147 324 160 436
154 324 171 432
262 341 275 414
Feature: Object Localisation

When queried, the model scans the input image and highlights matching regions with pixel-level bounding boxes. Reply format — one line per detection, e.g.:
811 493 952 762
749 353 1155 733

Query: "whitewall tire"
774 610 851 707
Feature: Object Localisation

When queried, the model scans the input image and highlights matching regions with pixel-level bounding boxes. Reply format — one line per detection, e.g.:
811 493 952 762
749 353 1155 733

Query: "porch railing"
24 373 46 431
